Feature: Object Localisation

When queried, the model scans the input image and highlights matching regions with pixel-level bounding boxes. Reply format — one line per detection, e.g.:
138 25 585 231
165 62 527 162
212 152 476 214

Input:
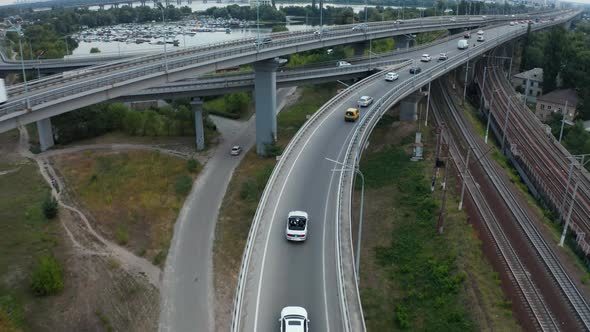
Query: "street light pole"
159 4 168 71
18 38 31 109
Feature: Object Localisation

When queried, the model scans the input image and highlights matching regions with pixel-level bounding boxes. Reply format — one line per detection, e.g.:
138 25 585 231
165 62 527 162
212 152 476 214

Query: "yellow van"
344 108 359 122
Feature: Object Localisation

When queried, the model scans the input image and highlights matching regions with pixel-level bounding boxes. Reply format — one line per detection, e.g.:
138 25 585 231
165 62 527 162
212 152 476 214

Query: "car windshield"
288 216 307 230
232 147 239 151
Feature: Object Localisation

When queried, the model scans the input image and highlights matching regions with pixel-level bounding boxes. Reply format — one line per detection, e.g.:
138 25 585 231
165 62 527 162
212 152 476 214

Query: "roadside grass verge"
357 117 521 331
0 161 59 331
213 83 338 327
52 150 201 267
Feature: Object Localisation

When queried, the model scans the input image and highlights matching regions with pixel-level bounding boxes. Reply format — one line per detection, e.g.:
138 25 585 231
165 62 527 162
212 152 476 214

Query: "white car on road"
385 72 399 81
286 211 308 241
280 306 309 332
420 54 432 62
336 61 351 67
358 95 374 107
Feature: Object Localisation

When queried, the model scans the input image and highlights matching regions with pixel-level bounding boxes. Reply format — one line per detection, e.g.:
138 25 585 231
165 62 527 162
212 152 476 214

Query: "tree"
519 23 532 71
90 47 101 53
30 255 64 296
543 26 567 92
42 195 58 219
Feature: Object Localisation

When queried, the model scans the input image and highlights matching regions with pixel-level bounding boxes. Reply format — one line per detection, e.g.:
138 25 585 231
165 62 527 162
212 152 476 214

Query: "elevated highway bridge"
0 12 570 154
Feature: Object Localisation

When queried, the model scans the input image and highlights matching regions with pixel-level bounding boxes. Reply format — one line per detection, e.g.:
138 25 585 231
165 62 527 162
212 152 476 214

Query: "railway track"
430 82 560 331
434 74 590 330
477 48 590 256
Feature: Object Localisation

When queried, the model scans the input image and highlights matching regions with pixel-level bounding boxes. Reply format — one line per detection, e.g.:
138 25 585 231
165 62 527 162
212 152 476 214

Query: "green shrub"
174 175 193 195
272 24 288 32
264 140 283 158
115 223 129 245
239 179 258 202
42 195 58 219
0 295 24 328
30 254 64 296
187 159 200 173
152 250 166 265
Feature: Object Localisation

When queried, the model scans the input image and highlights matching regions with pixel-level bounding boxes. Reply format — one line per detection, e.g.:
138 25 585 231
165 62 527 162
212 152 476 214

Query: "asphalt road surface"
158 88 296 332
238 21 536 332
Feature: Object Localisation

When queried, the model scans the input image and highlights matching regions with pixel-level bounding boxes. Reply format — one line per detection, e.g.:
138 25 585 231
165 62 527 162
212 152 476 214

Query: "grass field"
0 160 57 332
53 150 200 266
213 83 339 327
356 115 521 331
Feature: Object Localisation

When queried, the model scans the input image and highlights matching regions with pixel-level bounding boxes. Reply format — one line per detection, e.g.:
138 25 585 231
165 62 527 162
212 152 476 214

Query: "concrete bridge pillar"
187 0 192 3
400 91 427 122
127 1 133 7
113 3 119 8
191 98 205 151
352 41 367 56
99 4 104 9
393 35 412 50
36 118 55 151
177 0 181 4
254 58 280 155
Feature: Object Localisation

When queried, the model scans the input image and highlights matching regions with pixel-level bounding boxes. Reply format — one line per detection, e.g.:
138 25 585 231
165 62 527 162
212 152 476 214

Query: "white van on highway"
457 39 469 49
0 79 6 104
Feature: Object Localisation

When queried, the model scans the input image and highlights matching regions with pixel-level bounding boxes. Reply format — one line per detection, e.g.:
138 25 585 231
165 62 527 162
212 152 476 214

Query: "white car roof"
386 72 397 75
281 306 308 319
422 53 429 56
360 96 371 99
232 146 240 149
288 211 308 219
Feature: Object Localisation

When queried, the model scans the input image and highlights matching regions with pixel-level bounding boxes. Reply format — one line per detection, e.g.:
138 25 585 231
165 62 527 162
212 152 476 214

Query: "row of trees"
51 101 212 144
520 22 590 120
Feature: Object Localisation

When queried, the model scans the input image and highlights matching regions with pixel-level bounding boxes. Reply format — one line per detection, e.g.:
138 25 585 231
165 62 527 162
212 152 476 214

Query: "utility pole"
458 148 471 210
463 60 469 105
485 89 499 144
424 82 431 127
437 144 450 234
501 100 512 152
558 99 569 143
479 66 487 112
431 125 444 192
559 178 580 247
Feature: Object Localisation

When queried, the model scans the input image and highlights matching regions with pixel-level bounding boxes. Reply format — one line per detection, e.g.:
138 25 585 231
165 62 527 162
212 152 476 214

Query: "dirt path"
18 126 162 288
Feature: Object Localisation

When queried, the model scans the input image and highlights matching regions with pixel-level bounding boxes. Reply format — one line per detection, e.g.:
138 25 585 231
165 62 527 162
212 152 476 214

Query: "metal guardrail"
328 13 576 332
0 13 537 118
228 58 412 331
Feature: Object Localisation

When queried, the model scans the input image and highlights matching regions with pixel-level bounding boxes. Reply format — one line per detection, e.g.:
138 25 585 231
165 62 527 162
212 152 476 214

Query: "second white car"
286 211 308 241
385 72 399 81
358 96 374 107
420 54 432 62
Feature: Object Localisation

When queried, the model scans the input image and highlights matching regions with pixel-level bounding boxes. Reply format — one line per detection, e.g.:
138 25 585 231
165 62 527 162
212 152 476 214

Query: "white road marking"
253 78 383 331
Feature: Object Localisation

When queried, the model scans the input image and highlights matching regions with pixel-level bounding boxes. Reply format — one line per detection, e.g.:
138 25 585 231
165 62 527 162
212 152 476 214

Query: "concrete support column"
352 41 369 56
393 35 411 50
400 92 427 122
254 58 280 155
36 118 55 152
191 98 205 151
